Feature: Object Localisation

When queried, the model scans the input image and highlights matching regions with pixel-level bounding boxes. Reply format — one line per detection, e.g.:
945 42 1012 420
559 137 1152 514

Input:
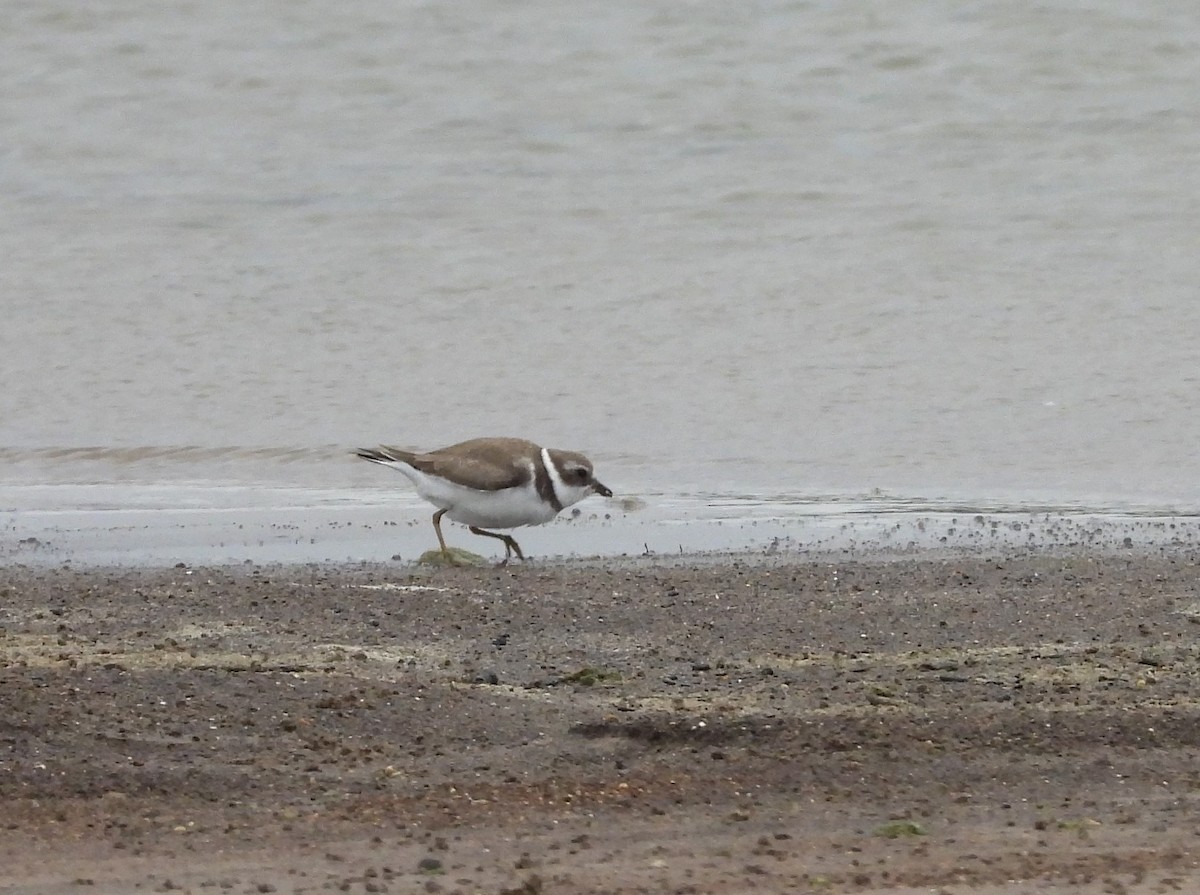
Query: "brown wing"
389 437 538 492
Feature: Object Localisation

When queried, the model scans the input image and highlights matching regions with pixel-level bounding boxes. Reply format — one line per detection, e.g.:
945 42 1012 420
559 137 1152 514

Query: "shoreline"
3 553 1200 893
7 488 1200 567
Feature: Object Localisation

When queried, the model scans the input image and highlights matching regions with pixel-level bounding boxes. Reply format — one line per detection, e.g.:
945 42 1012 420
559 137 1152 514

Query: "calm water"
3 1 1200 562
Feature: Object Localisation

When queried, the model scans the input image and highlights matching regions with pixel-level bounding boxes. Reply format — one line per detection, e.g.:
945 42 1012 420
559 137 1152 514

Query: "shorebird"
355 437 611 564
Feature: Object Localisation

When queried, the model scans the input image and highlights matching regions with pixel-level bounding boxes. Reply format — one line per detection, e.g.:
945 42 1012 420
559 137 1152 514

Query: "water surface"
3 1 1199 559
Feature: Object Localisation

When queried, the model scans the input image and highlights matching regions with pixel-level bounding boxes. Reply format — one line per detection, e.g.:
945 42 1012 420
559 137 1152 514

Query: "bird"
355 437 612 564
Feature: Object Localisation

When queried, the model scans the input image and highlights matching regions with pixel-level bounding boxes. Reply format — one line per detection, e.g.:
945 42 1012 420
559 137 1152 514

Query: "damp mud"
3 553 1200 893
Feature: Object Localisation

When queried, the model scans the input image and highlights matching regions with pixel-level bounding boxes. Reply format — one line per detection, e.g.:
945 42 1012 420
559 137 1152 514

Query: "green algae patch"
416 547 488 566
874 820 926 839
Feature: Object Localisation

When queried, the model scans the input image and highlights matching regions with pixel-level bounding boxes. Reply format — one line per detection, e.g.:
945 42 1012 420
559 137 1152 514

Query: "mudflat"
2 553 1200 894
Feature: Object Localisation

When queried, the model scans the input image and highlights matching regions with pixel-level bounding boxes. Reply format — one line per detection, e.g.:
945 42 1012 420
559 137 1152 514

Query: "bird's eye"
574 468 589 482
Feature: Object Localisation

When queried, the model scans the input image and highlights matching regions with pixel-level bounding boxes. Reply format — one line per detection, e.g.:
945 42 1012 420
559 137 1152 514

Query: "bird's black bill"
593 480 613 498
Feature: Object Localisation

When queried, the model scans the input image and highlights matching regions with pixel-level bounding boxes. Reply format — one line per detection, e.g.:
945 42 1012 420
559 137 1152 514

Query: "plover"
355 437 612 564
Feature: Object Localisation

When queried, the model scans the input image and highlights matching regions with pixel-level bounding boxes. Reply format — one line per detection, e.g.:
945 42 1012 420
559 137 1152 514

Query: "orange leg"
468 526 526 564
431 509 458 565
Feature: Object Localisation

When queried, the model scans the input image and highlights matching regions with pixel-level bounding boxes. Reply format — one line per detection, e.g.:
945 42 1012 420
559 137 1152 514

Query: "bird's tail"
354 446 415 466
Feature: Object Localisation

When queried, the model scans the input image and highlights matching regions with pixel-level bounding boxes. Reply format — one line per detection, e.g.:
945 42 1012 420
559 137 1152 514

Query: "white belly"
398 465 560 529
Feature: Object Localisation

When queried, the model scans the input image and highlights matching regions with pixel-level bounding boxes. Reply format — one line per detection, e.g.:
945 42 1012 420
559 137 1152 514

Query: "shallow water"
3 1 1200 559
6 481 1200 567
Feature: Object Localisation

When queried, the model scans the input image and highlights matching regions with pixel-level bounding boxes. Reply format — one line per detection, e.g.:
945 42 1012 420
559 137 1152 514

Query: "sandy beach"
2 552 1200 894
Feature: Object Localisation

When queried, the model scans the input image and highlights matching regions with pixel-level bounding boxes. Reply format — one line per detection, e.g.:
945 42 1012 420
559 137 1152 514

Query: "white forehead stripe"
541 447 566 506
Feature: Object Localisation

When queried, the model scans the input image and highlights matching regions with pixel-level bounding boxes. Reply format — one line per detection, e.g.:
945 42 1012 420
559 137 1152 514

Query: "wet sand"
3 552 1200 893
